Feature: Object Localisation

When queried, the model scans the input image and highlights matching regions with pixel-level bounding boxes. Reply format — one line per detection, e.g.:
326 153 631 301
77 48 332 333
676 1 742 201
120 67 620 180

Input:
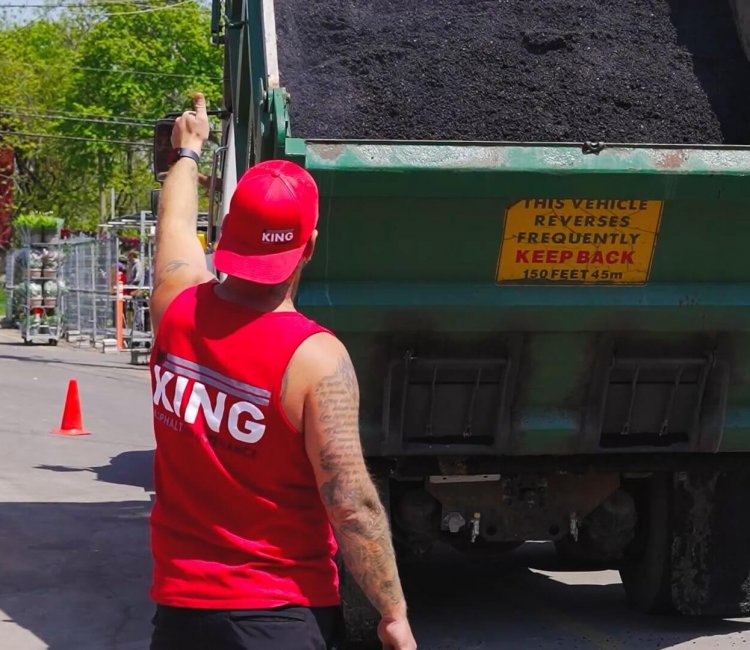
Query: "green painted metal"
288 140 750 456
223 0 249 177
296 283 750 331
221 0 274 174
213 0 750 458
270 87 290 158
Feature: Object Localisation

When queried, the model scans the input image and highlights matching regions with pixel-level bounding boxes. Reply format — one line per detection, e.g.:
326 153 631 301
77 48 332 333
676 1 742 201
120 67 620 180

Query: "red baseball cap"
214 160 319 284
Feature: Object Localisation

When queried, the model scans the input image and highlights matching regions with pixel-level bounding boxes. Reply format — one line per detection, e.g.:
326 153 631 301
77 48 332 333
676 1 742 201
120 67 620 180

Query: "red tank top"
149 282 339 609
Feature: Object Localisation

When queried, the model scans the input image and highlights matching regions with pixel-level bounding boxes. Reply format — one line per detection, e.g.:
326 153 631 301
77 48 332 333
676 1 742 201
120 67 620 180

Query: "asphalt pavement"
1 329 749 649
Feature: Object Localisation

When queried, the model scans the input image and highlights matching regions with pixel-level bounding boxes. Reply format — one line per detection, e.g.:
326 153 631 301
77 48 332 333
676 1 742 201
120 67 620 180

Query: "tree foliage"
0 0 221 231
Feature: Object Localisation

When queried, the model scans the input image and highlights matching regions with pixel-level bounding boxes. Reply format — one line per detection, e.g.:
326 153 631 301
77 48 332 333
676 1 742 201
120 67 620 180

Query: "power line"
4 0 155 3
0 3 147 7
102 0 195 17
0 130 152 147
3 107 163 125
3 107 156 124
0 0 196 12
0 110 153 128
3 106 222 127
0 2 157 7
72 66 221 80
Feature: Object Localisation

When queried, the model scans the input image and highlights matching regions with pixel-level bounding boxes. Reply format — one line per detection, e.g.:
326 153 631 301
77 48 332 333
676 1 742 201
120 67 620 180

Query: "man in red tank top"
148 93 416 650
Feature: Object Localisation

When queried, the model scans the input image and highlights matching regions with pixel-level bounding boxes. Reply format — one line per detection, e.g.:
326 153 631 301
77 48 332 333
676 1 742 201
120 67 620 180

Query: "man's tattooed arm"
305 350 407 619
152 259 190 291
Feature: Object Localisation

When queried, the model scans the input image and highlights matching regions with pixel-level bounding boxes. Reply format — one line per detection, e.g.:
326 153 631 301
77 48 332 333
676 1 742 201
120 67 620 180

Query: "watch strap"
175 148 201 165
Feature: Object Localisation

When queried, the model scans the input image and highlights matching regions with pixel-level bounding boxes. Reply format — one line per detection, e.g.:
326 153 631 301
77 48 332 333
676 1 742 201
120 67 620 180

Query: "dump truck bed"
283 140 750 458
204 1 750 627
217 0 750 461
275 0 750 144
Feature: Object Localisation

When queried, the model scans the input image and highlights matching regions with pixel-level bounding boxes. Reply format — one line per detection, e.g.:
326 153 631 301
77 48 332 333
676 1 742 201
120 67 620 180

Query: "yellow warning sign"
496 199 663 284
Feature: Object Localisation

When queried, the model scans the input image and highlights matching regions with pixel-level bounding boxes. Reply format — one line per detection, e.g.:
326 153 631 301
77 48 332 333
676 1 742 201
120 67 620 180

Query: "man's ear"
303 230 318 263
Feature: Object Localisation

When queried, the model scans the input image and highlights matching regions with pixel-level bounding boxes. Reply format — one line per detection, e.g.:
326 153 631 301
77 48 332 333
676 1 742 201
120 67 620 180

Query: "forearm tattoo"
314 355 405 614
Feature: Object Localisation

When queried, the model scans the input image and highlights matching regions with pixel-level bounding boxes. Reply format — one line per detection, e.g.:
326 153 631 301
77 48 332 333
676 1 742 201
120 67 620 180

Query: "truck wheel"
619 473 675 614
621 470 750 618
339 564 380 649
670 470 750 617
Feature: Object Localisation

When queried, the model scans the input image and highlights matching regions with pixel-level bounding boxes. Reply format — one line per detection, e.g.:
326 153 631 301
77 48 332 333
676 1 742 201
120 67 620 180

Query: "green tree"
62 0 221 222
0 0 221 231
0 17 83 224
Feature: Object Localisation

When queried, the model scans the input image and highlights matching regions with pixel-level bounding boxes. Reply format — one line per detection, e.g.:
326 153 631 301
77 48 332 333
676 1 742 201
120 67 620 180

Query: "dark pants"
150 604 344 650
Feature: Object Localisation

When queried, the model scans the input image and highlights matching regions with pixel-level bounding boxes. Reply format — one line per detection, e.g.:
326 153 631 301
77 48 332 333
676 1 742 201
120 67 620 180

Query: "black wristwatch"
175 148 201 165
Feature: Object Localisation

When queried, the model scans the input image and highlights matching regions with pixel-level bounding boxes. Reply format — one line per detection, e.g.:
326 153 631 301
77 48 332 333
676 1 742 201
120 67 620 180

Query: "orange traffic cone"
51 379 91 436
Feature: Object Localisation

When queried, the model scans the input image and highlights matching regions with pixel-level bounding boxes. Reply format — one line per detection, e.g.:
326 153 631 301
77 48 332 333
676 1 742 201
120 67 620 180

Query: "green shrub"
14 211 58 230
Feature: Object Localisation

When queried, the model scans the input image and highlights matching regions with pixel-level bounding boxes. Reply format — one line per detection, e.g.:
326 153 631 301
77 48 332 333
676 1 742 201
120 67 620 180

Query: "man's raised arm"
151 92 215 333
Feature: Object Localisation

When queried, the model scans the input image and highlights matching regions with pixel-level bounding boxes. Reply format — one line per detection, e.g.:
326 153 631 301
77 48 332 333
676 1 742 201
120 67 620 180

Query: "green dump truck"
175 0 750 642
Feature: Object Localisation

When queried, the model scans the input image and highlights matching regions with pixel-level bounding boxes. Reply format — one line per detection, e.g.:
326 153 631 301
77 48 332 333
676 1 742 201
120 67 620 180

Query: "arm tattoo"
314 355 406 615
153 259 189 290
280 371 289 404
164 259 189 273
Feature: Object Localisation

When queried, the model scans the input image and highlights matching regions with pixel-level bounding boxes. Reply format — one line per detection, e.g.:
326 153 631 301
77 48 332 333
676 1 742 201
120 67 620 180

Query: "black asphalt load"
275 0 750 144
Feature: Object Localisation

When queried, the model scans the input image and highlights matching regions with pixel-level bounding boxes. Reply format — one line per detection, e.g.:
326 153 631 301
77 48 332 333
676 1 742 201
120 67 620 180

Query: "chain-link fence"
3 212 156 353
100 211 155 350
61 234 118 343
63 229 154 347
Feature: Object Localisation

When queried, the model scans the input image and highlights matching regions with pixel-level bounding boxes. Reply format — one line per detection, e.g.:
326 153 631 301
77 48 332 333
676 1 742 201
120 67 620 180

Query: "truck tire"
619 473 675 614
621 470 750 618
670 470 750 617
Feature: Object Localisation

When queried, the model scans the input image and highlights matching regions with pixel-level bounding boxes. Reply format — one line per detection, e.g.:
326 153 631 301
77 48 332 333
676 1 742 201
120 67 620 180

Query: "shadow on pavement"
0 500 153 650
400 544 750 649
5 452 158 648
36 450 155 493
19 458 750 649
0 350 148 373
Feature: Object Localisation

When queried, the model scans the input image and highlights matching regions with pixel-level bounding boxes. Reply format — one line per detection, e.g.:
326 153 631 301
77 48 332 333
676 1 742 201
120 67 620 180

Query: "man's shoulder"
289 330 352 387
295 330 346 363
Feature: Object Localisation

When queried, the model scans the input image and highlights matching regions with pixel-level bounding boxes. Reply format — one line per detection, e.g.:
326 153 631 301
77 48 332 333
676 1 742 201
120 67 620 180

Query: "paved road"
1 329 749 649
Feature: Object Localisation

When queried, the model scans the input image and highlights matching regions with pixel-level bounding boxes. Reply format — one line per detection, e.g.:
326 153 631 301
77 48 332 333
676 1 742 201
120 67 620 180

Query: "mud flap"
672 470 750 617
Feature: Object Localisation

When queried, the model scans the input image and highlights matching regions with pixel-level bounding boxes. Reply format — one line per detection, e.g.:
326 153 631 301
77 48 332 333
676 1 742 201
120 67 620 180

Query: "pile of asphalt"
275 0 750 144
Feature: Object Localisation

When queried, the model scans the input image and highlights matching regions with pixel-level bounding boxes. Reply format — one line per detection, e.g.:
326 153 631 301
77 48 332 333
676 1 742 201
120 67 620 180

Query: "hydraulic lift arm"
212 0 290 178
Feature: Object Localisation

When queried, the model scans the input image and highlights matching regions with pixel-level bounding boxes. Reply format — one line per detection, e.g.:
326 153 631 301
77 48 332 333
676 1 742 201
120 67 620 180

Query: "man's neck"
214 275 297 313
